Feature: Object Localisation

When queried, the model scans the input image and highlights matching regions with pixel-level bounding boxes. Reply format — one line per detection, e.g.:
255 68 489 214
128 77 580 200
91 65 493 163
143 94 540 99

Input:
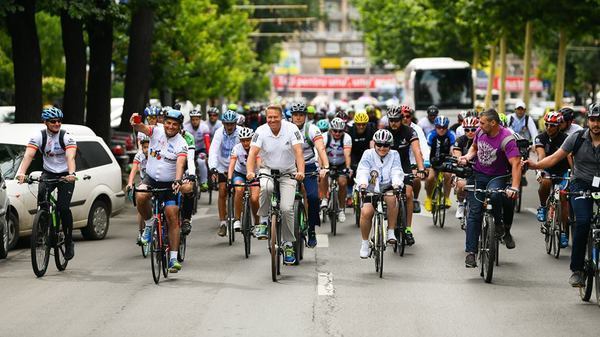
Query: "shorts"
232 170 246 185
542 170 570 190
212 172 227 184
142 176 179 207
403 176 414 187
329 164 349 178
362 185 394 205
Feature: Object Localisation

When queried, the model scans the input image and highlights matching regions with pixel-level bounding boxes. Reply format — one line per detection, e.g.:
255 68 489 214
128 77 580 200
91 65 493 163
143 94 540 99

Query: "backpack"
508 114 529 130
571 129 586 156
39 129 66 156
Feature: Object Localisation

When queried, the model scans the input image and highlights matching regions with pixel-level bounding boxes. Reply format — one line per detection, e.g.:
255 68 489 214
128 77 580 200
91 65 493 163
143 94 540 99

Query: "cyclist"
16 107 77 260
317 119 329 133
452 116 479 220
205 107 223 138
227 127 260 231
418 105 439 137
387 105 427 245
455 110 477 137
533 111 570 248
424 115 456 211
130 109 188 272
208 109 240 236
458 109 521 268
558 106 583 136
290 102 330 247
179 127 197 235
525 103 600 287
348 111 376 181
246 104 305 265
319 117 352 222
137 106 160 146
127 135 150 244
306 105 317 126
366 105 379 125
184 108 210 192
507 100 538 143
246 104 265 131
400 105 429 214
356 129 404 258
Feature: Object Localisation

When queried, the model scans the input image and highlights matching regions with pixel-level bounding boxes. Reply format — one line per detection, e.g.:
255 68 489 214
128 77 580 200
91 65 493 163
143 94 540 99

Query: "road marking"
414 212 432 218
318 272 334 296
525 207 538 216
316 234 329 247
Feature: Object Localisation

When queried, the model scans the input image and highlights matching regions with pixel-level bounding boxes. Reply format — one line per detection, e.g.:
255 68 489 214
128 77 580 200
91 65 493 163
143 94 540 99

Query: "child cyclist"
356 129 404 258
127 135 150 245
227 127 261 232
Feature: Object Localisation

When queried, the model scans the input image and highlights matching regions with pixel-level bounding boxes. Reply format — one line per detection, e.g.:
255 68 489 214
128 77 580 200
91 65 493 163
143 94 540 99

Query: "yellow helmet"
353 110 369 124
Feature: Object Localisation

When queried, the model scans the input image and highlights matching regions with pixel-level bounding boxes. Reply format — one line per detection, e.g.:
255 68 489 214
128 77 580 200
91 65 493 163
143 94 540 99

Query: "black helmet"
427 105 439 116
558 106 574 121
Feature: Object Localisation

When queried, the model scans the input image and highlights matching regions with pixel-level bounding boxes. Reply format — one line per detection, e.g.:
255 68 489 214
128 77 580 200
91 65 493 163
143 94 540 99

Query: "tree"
60 7 86 124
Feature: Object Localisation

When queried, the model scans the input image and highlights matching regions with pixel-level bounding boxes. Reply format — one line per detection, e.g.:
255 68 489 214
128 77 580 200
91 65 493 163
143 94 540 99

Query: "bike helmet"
307 105 316 114
373 129 394 145
41 107 63 121
588 103 600 118
139 135 150 144
544 111 563 124
427 105 439 116
330 117 346 131
290 102 307 114
227 103 238 111
221 109 238 123
462 116 479 128
434 115 449 128
238 127 254 139
365 105 375 114
317 119 330 132
336 111 349 122
400 105 413 115
207 107 220 116
386 105 402 120
189 108 202 117
353 111 369 124
144 106 160 117
558 107 574 121
249 104 261 114
237 114 246 126
164 109 184 124
161 106 172 115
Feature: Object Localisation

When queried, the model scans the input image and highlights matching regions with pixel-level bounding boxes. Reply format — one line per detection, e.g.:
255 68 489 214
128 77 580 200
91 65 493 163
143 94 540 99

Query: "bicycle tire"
141 231 149 258
54 226 68 271
227 191 234 245
439 193 446 228
594 250 600 306
544 204 554 254
150 220 161 284
398 198 407 257
270 213 279 282
330 188 338 236
432 186 440 227
242 196 252 259
378 213 384 278
515 185 523 213
31 209 51 277
481 213 496 283
373 214 380 273
553 204 561 259
580 235 594 301
192 182 199 215
354 191 360 228
177 233 186 262
293 200 304 265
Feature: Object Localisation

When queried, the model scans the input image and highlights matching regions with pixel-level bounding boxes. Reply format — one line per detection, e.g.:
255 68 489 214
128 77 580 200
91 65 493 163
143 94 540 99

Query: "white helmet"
373 129 394 145
238 127 254 139
330 117 346 131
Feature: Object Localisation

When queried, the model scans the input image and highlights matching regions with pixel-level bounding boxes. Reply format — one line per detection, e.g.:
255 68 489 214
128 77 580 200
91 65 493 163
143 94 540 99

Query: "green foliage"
36 11 64 78
42 76 65 104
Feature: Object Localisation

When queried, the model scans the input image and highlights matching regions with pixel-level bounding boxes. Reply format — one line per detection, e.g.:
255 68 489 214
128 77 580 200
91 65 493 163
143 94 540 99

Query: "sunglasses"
389 119 402 123
403 115 412 119
47 119 62 124
435 126 447 130
464 128 477 132
545 123 558 128
331 130 343 134
375 143 390 148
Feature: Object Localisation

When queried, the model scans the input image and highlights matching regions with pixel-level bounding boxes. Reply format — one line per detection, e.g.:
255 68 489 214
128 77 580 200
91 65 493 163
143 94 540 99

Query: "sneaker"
536 206 547 222
283 244 296 265
200 182 209 192
569 271 585 287
338 211 346 222
168 258 182 273
141 226 152 244
465 252 477 268
320 198 328 209
404 228 415 246
64 241 75 260
386 229 397 244
255 223 268 240
307 231 317 248
445 198 452 209
503 232 516 249
424 197 432 212
359 240 370 259
560 233 569 248
233 220 242 232
136 233 143 246
217 223 227 237
455 203 465 219
181 219 192 235
413 200 421 213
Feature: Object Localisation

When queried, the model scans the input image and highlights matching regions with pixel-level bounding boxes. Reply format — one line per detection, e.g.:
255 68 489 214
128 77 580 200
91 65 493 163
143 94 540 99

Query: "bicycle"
293 171 319 265
514 139 532 213
353 188 361 228
29 175 90 277
464 179 509 283
393 174 416 257
540 173 570 259
231 179 260 258
431 170 446 228
226 184 235 246
323 168 344 236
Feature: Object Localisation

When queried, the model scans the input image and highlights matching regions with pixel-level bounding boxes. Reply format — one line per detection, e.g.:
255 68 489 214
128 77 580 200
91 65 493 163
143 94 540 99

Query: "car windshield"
0 144 42 179
414 68 473 110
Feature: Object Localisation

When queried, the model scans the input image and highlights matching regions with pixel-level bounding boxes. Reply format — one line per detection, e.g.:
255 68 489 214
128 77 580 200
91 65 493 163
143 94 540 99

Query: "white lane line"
316 234 329 248
525 207 538 216
318 272 334 296
414 212 433 218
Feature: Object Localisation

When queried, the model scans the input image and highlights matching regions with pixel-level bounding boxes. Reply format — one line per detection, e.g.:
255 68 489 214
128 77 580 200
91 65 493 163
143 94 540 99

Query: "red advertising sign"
272 75 396 90
493 76 544 92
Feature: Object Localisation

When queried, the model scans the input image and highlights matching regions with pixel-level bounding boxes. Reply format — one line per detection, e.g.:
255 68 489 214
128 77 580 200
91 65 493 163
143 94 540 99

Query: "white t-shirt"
145 125 188 182
133 151 148 179
205 120 223 138
299 123 323 165
323 132 352 166
409 122 429 165
417 117 435 138
183 121 210 151
230 143 259 175
208 126 239 173
28 129 77 173
251 120 303 171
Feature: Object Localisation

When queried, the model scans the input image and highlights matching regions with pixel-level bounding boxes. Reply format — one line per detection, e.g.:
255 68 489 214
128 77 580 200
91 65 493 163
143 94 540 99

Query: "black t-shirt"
388 125 418 172
349 124 375 165
534 131 570 175
452 135 473 156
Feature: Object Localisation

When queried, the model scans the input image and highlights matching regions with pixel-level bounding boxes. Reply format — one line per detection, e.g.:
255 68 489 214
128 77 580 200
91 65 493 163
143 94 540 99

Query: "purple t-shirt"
474 127 520 176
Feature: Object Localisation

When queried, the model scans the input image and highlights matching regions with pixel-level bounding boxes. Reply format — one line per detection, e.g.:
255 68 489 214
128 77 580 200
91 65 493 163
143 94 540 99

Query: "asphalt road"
1 172 599 337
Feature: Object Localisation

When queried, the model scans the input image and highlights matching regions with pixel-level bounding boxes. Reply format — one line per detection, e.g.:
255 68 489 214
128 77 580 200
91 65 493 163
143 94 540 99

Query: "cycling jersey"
356 149 404 192
145 125 188 182
408 122 429 166
323 132 352 166
208 126 239 173
300 123 323 165
251 120 303 171
534 131 569 175
348 123 375 165
230 143 259 175
427 130 456 166
183 121 210 151
133 151 148 179
452 135 474 156
388 125 417 172
27 129 77 173
205 120 223 138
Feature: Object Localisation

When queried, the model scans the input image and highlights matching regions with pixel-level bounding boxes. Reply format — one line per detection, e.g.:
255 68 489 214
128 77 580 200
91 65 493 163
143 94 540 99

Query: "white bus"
403 57 474 115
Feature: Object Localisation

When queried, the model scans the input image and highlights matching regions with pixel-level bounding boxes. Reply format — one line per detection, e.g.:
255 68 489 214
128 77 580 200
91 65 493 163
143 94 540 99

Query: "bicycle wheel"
330 188 338 236
242 196 252 259
377 214 385 278
31 209 51 277
481 213 496 283
594 246 600 306
177 233 186 262
397 198 407 257
544 205 553 255
150 220 161 284
354 191 360 228
515 185 523 213
439 193 446 228
269 213 279 282
192 182 198 215
54 225 68 271
580 234 594 301
373 215 380 273
293 200 304 265
431 186 440 227
227 191 234 245
552 204 561 259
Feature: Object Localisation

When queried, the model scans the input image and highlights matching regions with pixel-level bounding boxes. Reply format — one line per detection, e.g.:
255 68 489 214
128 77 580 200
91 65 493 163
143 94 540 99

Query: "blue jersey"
427 130 456 165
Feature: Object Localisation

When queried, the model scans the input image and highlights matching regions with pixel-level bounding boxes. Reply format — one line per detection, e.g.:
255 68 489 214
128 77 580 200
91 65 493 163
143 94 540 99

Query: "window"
325 42 340 55
302 42 317 56
327 21 340 32
76 141 112 170
0 144 42 179
414 68 473 110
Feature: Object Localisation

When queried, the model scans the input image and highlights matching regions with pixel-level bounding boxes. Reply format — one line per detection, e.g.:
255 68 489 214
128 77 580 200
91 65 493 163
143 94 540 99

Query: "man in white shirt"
247 105 305 265
417 105 439 137
507 100 538 143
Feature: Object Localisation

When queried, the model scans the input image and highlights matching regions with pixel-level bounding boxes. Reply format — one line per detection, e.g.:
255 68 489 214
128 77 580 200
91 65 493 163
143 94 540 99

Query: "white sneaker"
337 211 346 222
455 203 465 219
233 220 241 232
360 240 370 259
320 198 328 209
387 229 397 244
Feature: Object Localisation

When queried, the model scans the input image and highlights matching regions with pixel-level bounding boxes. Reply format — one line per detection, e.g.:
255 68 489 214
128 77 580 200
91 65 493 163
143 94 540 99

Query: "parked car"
0 123 126 250
0 169 9 259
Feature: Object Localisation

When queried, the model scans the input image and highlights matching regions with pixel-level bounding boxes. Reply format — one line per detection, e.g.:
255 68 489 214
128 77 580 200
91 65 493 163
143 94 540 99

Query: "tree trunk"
86 16 113 144
119 5 155 131
498 34 507 115
484 44 496 110
554 28 567 111
522 21 533 110
6 0 42 123
61 10 87 125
